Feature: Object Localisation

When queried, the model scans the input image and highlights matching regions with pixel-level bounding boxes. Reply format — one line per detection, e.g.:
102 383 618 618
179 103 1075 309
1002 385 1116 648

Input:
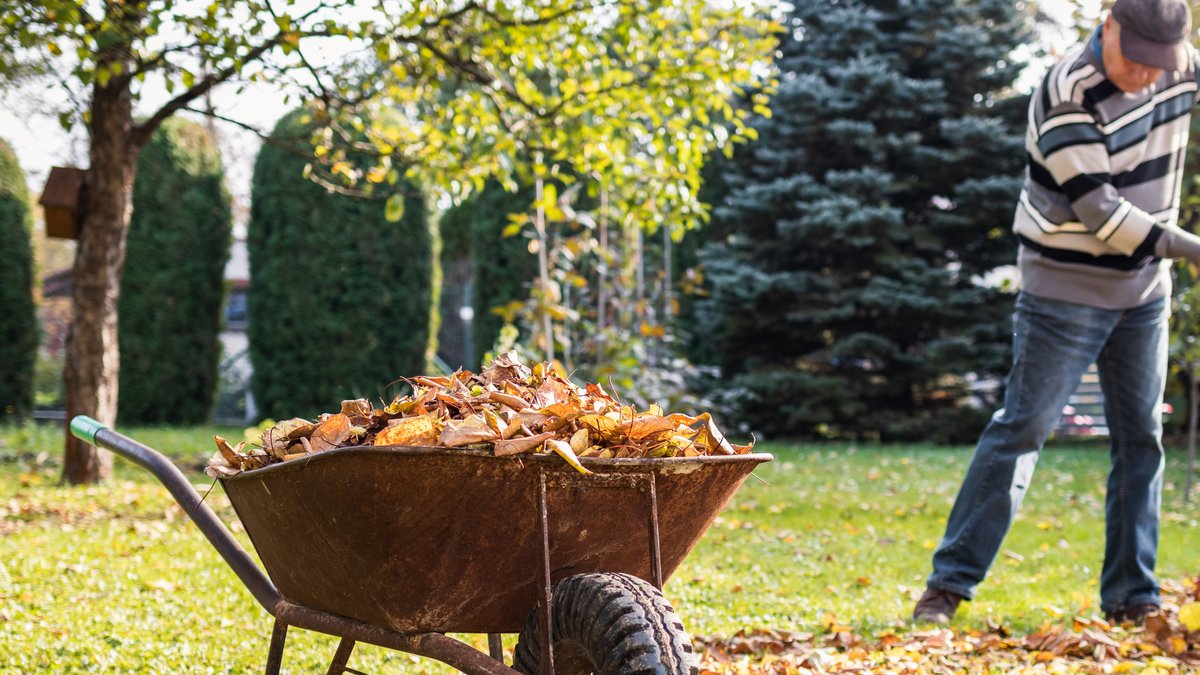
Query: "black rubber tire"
512 572 697 675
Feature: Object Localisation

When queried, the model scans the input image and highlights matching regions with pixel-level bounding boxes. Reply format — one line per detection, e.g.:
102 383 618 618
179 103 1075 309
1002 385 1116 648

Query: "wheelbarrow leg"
265 619 288 675
326 638 356 674
536 472 555 675
488 634 504 662
648 473 663 589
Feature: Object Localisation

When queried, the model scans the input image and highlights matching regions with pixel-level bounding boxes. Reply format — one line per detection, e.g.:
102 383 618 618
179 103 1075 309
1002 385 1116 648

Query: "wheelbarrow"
70 416 771 674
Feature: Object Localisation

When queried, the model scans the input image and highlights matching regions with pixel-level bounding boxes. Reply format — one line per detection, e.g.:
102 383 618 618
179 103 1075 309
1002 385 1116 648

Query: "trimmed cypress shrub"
248 109 436 420
468 182 537 362
118 118 232 424
0 138 37 418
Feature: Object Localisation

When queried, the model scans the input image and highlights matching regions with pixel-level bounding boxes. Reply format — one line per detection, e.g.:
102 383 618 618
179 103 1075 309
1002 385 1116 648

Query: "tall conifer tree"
703 0 1030 440
0 139 36 418
118 119 232 424
467 183 539 362
248 109 436 420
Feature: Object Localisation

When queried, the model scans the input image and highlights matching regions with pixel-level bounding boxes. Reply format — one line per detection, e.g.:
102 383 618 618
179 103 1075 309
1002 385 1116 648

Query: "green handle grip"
70 416 107 445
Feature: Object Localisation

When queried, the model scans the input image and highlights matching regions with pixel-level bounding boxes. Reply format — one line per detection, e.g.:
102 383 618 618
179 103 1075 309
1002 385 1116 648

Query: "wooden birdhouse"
39 166 87 239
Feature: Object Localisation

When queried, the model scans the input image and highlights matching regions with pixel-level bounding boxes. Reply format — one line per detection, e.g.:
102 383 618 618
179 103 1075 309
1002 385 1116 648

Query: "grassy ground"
2 423 1198 672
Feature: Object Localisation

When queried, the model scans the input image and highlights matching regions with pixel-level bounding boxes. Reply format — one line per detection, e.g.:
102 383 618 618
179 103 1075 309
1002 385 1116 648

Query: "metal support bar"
326 638 356 675
648 473 663 590
546 470 664 589
536 471 556 675
488 633 504 663
274 602 520 675
265 620 288 675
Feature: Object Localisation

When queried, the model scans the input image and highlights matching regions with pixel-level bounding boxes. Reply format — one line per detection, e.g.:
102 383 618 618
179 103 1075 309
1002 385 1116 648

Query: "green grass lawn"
2 423 1198 672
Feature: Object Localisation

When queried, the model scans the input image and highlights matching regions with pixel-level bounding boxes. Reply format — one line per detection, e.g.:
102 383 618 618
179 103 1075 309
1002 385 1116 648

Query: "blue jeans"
927 292 1167 613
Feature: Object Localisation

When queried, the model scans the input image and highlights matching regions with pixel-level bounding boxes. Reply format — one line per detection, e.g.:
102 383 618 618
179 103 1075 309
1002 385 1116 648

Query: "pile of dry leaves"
696 577 1200 673
207 353 752 478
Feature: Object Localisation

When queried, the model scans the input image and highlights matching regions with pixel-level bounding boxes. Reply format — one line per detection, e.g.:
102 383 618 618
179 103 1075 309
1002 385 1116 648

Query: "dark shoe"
912 587 965 624
1104 604 1160 625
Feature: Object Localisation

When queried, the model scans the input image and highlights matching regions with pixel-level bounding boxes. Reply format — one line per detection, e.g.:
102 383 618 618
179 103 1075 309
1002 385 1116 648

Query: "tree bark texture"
62 41 138 484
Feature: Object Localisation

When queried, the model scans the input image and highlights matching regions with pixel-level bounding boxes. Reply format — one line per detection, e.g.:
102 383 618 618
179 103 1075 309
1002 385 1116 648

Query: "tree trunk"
62 58 138 484
1187 366 1198 502
534 177 554 363
595 185 608 362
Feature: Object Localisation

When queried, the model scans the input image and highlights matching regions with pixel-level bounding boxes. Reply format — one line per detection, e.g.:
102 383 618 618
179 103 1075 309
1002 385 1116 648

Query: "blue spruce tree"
703 0 1030 441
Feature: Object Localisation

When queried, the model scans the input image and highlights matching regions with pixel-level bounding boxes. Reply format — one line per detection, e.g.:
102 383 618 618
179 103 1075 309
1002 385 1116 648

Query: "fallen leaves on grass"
207 353 752 478
696 577 1200 673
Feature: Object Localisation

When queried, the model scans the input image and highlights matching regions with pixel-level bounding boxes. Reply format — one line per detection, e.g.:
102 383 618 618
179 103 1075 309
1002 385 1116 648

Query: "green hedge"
466 182 538 362
118 118 232 424
247 109 436 420
0 138 36 418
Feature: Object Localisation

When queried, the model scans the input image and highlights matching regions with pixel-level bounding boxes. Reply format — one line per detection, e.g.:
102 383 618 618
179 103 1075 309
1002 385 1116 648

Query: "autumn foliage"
209 353 752 478
697 578 1200 674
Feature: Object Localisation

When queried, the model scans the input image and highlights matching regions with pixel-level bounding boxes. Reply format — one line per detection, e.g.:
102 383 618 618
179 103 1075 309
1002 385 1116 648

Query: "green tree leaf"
384 193 405 222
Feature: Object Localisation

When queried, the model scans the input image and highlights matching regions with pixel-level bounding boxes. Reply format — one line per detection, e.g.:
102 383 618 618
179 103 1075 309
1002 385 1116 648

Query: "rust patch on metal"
222 449 770 634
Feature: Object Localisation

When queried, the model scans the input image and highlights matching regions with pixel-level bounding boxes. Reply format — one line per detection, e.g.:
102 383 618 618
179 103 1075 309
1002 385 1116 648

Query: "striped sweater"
1015 27 1200 309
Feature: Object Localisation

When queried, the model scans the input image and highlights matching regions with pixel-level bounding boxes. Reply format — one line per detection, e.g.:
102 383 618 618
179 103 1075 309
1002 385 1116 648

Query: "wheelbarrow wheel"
513 572 697 675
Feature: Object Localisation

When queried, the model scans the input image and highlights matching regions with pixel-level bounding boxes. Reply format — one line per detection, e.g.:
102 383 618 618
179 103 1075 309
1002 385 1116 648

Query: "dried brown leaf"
478 351 532 386
340 399 372 417
489 390 530 411
213 435 244 465
440 415 500 447
493 432 554 457
309 413 352 452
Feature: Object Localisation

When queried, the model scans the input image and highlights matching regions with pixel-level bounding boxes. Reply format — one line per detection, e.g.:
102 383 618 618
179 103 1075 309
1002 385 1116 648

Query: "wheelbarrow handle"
70 416 282 614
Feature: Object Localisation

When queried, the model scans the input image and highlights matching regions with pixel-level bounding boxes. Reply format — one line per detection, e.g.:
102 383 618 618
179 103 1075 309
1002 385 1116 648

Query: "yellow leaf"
1180 601 1200 631
483 408 507 435
539 182 558 211
546 439 592 474
374 412 441 447
569 428 589 453
639 324 667 338
385 193 405 222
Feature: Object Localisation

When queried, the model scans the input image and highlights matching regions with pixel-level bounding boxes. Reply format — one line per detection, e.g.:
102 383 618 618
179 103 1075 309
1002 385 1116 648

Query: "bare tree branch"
181 105 271 139
130 40 207 79
133 35 284 146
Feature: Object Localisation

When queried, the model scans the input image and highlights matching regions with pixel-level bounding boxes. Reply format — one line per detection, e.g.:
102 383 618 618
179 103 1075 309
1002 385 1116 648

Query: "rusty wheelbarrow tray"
71 416 771 674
